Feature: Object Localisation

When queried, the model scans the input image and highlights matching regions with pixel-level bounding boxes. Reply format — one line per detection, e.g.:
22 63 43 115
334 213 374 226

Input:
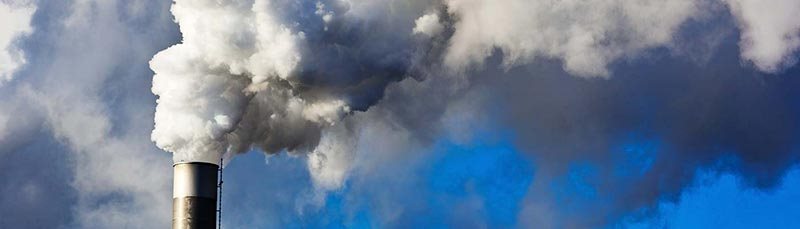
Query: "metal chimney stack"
173 162 219 229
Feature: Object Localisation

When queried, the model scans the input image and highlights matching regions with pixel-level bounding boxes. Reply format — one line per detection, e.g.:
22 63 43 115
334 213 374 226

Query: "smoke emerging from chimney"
150 0 800 225
150 0 429 164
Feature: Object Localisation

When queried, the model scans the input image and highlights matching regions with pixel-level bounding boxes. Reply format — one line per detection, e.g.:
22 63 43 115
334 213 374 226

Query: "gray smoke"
2 0 799 227
144 0 800 226
150 0 430 166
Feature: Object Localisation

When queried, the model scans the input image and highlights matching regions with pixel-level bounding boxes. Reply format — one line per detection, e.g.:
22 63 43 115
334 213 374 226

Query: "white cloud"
725 0 800 72
442 0 699 77
0 1 35 86
413 13 444 37
307 124 356 191
0 0 179 227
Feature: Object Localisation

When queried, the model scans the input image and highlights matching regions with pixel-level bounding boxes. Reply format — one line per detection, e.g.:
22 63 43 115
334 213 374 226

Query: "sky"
1 0 800 228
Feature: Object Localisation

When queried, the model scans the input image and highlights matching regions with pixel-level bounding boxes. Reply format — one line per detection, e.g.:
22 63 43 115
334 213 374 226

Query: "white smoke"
150 0 311 164
152 0 800 190
438 0 800 76
307 123 356 191
0 0 35 86
441 0 700 77
725 0 800 72
149 0 429 172
413 13 444 37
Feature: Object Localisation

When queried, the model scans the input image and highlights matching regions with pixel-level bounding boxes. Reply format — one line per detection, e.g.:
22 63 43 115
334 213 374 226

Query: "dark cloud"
1 0 179 227
485 37 800 227
0 135 77 228
356 11 800 227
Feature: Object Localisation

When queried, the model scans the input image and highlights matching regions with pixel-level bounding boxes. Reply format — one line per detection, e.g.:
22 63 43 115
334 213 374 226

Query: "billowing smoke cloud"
150 0 429 166
149 0 800 209
0 0 799 227
151 0 800 183
150 0 302 164
119 0 800 226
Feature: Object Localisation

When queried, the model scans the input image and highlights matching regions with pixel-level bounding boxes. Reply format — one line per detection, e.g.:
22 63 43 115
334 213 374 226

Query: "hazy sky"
1 0 799 228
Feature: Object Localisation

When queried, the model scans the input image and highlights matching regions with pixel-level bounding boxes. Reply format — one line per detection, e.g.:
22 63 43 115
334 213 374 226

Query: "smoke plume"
150 0 430 165
1 0 799 227
147 0 800 226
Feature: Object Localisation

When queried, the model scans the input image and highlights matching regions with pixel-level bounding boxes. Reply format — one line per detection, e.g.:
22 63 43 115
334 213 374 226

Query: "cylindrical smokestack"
173 162 219 229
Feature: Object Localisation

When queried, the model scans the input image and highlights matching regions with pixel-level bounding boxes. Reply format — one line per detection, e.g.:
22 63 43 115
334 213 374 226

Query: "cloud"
486 45 800 227
1 0 179 227
149 0 433 189
0 0 35 86
325 1 800 226
725 0 800 72
149 0 800 196
441 0 699 76
2 0 800 228
413 13 443 37
307 122 356 191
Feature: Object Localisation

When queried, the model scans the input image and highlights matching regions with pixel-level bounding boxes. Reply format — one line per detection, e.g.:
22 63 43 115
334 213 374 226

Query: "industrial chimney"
173 162 219 229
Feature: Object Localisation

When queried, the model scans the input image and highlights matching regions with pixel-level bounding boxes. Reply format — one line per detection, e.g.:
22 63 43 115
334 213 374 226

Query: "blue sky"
2 0 800 228
621 169 800 229
218 129 800 228
220 130 535 228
